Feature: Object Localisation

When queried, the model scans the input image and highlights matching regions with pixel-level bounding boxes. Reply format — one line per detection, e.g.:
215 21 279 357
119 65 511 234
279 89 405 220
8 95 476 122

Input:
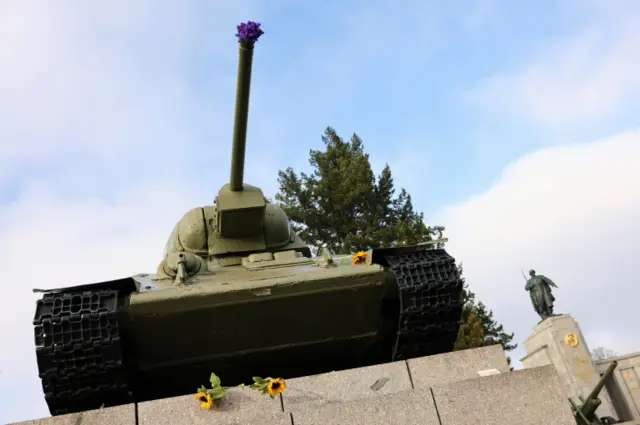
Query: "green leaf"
210 387 227 400
250 382 268 391
209 373 222 388
238 383 246 387
252 376 267 385
197 385 208 393
213 398 222 408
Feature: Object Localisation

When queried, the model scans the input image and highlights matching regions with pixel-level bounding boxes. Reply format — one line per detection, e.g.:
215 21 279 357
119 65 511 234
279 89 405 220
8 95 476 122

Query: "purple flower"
235 21 264 45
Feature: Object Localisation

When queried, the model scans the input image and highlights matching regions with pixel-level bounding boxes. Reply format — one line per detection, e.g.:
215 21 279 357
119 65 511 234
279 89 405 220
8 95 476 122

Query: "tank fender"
32 276 138 295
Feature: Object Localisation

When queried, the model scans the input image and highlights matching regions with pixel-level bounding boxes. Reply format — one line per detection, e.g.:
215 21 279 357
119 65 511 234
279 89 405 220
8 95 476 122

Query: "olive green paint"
128 263 386 371
229 44 253 191
570 360 619 425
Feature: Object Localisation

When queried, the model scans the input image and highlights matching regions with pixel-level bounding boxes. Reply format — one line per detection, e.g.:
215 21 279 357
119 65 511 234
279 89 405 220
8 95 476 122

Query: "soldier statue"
524 269 558 321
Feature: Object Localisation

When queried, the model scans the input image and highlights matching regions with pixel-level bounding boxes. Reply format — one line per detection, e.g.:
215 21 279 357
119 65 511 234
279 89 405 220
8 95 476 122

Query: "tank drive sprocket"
33 289 133 415
384 248 464 360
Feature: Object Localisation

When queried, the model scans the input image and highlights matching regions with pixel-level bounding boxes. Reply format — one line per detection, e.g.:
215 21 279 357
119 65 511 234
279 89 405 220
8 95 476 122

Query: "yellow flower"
351 251 367 265
196 392 213 409
267 378 286 397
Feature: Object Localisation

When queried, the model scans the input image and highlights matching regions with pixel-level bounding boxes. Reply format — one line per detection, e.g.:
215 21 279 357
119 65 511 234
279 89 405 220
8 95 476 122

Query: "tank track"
384 249 464 360
33 290 132 415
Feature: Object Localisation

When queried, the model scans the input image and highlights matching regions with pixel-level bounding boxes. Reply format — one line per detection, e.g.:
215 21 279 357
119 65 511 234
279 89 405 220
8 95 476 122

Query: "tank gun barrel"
570 360 618 424
229 22 264 191
585 360 617 405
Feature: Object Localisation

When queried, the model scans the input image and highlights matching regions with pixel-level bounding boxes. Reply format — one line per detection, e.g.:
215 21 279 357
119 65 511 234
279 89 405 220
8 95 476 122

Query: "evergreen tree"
454 308 485 351
276 126 443 254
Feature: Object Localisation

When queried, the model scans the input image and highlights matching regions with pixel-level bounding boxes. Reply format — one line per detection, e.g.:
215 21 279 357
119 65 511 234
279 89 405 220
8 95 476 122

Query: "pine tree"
454 308 485 350
275 126 442 254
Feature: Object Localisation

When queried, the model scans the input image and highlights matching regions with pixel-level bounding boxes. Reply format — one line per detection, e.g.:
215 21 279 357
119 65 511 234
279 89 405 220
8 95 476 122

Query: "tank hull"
129 263 386 401
33 245 464 415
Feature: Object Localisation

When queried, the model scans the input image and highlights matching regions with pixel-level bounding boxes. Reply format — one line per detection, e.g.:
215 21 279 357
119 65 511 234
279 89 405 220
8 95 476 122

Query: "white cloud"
467 2 640 130
0 180 203 424
0 2 187 165
0 1 268 182
437 130 640 366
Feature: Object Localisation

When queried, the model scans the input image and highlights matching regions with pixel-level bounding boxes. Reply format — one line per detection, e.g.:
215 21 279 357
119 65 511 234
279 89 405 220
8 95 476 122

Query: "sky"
1 0 639 423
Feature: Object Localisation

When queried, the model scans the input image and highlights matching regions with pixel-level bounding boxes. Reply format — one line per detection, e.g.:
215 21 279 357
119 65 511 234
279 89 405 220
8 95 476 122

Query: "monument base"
520 314 617 419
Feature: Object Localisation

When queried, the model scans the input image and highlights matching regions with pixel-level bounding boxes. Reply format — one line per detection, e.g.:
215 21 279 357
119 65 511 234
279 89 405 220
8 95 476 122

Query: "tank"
31 21 465 416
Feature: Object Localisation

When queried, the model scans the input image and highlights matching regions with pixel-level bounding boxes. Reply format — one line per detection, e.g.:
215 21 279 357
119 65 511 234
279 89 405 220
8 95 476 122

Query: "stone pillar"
520 314 617 419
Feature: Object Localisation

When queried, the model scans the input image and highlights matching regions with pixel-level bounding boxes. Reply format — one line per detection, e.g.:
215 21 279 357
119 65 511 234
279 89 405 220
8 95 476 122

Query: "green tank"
32 21 464 416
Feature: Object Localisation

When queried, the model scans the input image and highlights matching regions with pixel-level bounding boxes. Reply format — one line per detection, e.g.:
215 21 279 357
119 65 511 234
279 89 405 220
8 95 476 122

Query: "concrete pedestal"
521 314 616 419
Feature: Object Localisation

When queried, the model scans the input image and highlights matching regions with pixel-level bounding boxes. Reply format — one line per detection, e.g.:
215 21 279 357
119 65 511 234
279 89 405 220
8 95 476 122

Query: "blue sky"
1 1 639 423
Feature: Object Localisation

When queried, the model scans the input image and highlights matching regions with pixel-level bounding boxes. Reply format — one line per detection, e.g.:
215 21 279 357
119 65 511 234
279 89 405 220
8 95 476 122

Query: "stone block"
408 344 510 389
432 365 575 425
282 360 411 412
137 387 288 425
7 404 135 425
291 388 440 425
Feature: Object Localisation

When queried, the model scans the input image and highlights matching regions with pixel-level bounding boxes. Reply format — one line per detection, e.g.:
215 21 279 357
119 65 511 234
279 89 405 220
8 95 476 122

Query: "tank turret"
157 22 309 280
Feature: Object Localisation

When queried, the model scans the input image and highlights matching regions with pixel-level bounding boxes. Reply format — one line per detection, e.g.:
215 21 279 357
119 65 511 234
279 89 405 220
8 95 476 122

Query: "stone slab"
408 344 510 389
432 365 575 425
281 360 412 412
8 404 135 425
137 387 287 425
291 388 440 425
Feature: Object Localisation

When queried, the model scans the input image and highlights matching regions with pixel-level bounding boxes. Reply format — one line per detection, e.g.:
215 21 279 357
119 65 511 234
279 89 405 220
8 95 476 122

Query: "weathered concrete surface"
7 404 135 425
596 351 640 422
408 344 510 389
281 360 412 412
291 388 440 425
137 387 287 425
432 365 575 425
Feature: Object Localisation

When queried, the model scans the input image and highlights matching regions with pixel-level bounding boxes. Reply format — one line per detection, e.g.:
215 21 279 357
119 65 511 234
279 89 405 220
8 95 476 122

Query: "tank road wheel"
33 290 133 415
382 248 464 360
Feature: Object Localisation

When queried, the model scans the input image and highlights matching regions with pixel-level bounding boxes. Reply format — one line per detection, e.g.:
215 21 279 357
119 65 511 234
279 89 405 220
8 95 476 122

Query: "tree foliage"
454 264 518 365
591 346 618 361
454 308 485 351
275 127 443 254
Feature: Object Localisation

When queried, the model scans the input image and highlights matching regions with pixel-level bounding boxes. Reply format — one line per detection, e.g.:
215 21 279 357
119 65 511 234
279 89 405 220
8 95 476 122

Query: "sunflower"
351 251 367 265
195 391 213 409
267 378 286 397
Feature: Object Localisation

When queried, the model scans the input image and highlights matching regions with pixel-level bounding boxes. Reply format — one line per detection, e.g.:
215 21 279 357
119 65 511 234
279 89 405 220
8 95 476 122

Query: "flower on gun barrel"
236 21 264 47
